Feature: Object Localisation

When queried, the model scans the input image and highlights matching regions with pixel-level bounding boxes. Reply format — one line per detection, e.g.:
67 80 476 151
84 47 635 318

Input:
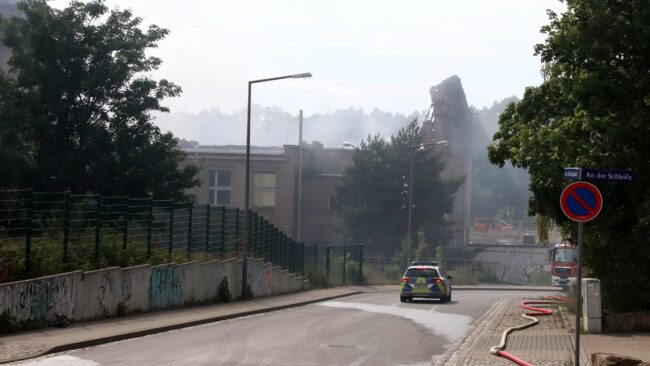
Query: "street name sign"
560 181 603 222
582 168 635 183
564 167 581 181
563 167 635 183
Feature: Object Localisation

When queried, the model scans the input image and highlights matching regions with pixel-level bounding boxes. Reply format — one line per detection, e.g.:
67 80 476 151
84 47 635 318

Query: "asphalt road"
13 289 553 366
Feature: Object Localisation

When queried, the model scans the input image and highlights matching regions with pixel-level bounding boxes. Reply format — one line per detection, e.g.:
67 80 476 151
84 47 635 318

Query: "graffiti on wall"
149 265 183 309
121 275 132 306
0 276 72 325
263 266 273 296
96 272 115 317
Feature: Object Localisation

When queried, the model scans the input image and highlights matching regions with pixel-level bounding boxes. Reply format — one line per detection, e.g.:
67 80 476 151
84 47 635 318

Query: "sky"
48 0 565 114
45 0 567 145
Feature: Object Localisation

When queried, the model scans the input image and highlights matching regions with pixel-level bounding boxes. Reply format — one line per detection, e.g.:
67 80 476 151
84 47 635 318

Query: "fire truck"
549 242 577 287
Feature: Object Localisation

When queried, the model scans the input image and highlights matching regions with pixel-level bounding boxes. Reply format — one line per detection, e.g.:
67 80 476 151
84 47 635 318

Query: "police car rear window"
405 268 439 277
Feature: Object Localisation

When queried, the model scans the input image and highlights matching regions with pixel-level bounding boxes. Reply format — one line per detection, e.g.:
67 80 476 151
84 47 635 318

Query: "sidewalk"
0 287 361 364
435 296 650 366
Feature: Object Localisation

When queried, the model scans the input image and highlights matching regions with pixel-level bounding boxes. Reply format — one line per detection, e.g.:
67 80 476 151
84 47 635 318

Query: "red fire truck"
549 242 577 287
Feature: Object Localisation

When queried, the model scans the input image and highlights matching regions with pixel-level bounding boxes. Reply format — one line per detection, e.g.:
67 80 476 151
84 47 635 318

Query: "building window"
208 170 231 205
253 172 276 207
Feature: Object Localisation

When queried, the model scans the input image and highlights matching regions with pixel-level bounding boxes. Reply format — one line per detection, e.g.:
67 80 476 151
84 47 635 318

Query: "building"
422 76 473 247
182 142 352 245
182 77 473 247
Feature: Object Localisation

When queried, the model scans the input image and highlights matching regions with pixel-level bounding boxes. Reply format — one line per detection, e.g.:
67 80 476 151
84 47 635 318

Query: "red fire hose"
489 296 571 366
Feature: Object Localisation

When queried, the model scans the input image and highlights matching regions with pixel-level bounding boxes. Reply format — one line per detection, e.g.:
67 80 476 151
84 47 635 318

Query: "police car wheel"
400 296 407 303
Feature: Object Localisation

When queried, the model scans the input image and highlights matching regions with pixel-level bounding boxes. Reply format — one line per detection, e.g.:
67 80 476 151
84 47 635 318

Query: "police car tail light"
401 277 410 283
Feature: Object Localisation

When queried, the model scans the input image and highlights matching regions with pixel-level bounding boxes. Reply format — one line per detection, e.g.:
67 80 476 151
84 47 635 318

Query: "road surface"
11 289 553 366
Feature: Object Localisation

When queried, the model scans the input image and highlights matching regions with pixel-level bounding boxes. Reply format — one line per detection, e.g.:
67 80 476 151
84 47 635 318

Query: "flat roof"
181 145 285 155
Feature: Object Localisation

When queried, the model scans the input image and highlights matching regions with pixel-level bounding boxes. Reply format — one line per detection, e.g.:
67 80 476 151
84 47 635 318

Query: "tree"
0 0 198 200
337 120 461 256
488 1 650 312
414 228 430 261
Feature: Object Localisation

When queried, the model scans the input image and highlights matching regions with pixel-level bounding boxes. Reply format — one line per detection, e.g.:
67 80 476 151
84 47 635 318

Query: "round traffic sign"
560 181 603 222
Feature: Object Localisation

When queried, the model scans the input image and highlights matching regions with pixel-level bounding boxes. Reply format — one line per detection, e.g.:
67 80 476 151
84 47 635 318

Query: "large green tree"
337 120 461 256
0 0 198 200
488 0 650 311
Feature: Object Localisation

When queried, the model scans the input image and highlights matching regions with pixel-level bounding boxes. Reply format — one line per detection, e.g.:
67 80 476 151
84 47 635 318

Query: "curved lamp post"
406 140 448 266
242 72 312 297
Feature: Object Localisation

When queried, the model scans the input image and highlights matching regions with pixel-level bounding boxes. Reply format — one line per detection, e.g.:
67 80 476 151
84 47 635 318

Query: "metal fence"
0 189 305 283
325 245 364 285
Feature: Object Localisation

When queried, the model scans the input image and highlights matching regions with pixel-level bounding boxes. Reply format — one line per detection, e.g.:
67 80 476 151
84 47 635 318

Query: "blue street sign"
564 167 581 181
582 168 635 183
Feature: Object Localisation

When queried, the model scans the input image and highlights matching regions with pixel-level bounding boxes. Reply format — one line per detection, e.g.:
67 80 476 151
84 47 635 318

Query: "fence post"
146 198 153 257
326 246 330 282
343 246 347 285
358 246 363 285
95 195 102 261
234 208 240 253
63 191 70 263
220 206 226 258
205 203 211 254
168 204 174 255
262 218 271 262
122 197 128 250
24 190 34 275
187 204 193 259
298 243 305 276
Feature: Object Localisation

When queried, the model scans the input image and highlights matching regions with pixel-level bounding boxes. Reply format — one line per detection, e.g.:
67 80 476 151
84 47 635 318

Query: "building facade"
182 142 352 245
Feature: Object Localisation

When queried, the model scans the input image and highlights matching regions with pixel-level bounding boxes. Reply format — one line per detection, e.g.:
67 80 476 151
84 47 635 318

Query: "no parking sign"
560 181 603 222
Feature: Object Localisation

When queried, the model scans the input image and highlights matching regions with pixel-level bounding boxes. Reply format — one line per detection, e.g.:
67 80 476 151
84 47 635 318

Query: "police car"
399 261 453 303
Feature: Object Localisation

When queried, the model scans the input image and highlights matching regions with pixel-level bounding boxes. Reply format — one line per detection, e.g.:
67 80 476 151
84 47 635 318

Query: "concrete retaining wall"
0 271 81 325
605 312 650 332
0 258 306 325
471 244 550 285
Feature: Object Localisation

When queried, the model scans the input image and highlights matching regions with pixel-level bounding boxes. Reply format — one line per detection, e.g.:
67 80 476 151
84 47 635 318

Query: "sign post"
560 180 603 366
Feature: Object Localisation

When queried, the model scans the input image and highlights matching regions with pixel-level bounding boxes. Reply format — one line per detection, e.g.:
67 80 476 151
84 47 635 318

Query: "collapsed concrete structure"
422 75 473 247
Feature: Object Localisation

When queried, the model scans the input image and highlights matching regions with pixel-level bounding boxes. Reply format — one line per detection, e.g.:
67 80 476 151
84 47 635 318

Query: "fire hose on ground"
489 296 571 366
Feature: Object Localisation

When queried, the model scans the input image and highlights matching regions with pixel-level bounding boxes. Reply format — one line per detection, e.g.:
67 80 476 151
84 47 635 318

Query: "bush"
478 264 501 283
383 264 404 282
449 265 479 285
0 310 16 334
217 276 232 303
306 267 329 288
117 302 128 317
527 269 551 286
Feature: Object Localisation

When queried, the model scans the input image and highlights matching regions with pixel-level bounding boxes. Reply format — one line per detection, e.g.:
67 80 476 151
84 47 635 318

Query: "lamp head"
292 72 312 79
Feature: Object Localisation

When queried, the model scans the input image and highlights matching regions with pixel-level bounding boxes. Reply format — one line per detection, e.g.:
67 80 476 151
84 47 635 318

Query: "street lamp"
342 141 358 149
243 72 312 297
406 140 449 266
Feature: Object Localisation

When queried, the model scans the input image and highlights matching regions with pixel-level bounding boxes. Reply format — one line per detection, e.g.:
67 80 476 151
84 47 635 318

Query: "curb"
453 287 561 292
0 291 362 365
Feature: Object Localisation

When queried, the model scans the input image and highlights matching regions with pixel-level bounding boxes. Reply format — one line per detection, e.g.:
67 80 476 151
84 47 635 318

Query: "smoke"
153 106 422 148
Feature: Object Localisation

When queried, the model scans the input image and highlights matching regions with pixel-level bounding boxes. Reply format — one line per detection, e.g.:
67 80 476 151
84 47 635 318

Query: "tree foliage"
337 120 462 256
470 98 530 223
0 0 198 199
488 0 650 311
